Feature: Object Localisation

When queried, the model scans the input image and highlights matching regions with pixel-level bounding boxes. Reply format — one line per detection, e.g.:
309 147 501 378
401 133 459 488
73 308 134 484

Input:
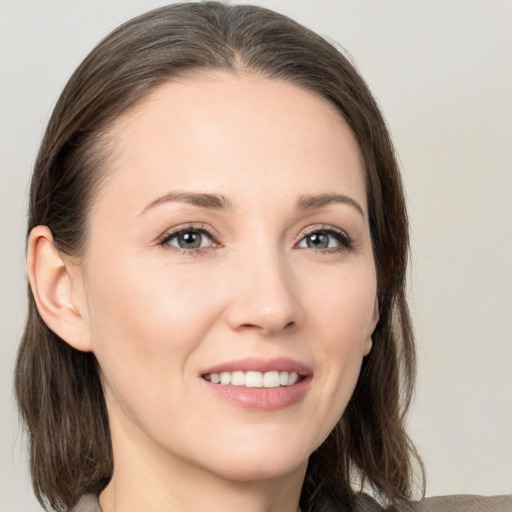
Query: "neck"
100 410 306 512
100 473 303 512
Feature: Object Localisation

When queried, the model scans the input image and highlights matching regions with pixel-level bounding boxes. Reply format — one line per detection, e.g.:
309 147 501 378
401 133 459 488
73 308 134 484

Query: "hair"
15 2 424 511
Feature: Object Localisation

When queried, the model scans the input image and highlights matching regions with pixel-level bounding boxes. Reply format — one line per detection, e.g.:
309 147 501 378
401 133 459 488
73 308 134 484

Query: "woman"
14 3 510 512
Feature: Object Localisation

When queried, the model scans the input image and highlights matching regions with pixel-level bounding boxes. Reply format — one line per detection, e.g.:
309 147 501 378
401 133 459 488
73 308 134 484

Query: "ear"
27 225 92 352
363 296 380 356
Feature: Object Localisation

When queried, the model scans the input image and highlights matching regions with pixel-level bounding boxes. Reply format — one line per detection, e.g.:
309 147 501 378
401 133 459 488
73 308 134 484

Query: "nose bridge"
226 236 302 335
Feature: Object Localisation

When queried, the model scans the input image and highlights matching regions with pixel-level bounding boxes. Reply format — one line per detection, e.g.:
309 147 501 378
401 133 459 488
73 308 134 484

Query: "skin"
29 73 379 512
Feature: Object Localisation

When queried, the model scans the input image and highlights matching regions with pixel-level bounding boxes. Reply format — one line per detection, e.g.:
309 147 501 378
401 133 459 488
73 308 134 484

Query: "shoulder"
401 495 512 512
70 493 511 512
68 494 101 512
354 493 512 512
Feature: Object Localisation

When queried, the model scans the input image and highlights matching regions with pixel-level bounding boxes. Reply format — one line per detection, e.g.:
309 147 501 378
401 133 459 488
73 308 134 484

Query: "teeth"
245 371 263 388
262 371 280 388
231 371 245 386
205 370 300 388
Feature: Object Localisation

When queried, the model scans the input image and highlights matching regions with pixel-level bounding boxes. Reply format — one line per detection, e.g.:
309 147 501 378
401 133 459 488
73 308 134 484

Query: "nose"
225 248 304 336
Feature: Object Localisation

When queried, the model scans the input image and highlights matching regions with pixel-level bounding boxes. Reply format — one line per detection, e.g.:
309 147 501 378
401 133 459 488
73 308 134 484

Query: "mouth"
199 358 312 411
202 370 301 388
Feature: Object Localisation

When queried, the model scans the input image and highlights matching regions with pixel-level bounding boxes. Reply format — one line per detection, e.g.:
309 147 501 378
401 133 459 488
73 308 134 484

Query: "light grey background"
1 1 511 510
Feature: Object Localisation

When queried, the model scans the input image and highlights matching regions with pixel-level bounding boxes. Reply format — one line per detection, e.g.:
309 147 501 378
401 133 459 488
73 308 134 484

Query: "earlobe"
363 296 380 356
27 226 92 352
372 295 380 328
363 337 373 356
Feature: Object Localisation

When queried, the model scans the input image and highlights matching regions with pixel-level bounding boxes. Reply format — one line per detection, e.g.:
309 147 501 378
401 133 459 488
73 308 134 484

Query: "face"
74 73 378 485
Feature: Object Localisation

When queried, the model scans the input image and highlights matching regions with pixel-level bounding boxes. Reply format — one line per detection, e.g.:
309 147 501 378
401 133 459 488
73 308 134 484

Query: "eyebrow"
297 193 365 217
139 191 233 215
139 190 364 217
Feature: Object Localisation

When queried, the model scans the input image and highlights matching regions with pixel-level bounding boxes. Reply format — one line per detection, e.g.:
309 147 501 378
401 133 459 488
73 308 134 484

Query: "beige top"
71 493 512 512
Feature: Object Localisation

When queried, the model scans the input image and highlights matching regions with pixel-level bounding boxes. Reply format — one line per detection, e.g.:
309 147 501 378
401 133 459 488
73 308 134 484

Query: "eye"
296 226 352 251
160 227 215 251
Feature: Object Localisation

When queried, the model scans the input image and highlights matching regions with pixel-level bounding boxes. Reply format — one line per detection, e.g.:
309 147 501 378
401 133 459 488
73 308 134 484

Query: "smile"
203 370 300 388
200 358 312 411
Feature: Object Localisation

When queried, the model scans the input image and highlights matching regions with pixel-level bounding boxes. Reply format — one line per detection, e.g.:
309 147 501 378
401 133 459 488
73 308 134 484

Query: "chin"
195 437 312 483
211 455 307 483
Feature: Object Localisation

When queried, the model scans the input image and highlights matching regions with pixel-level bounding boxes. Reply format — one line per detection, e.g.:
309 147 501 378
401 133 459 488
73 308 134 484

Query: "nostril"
237 320 296 335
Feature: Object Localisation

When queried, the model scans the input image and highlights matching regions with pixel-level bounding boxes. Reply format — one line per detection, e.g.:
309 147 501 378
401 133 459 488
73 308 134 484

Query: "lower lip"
201 376 312 412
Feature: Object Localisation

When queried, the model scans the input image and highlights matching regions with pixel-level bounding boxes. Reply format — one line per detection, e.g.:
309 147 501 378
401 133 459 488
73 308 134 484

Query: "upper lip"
200 357 313 376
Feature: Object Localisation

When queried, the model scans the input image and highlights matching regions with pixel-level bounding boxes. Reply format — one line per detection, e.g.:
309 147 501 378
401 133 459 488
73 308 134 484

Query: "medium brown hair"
15 2 423 511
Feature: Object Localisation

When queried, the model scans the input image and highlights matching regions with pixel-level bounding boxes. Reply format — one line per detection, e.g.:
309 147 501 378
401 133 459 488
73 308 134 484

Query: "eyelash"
158 224 218 256
296 225 353 254
157 224 353 255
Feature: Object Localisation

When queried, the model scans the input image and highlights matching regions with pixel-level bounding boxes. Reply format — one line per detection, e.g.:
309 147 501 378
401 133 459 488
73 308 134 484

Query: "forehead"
96 72 366 213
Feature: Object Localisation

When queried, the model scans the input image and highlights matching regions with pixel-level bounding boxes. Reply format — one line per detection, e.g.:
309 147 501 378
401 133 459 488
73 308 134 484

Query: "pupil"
178 232 201 249
308 233 328 249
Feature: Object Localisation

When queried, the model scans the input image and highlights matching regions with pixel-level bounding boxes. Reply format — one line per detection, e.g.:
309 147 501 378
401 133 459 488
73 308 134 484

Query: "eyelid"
157 223 221 251
156 222 353 254
295 224 353 250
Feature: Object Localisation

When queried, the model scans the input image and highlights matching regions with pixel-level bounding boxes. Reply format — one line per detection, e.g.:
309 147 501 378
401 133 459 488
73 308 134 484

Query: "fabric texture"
70 493 512 512
354 493 512 512
70 495 101 512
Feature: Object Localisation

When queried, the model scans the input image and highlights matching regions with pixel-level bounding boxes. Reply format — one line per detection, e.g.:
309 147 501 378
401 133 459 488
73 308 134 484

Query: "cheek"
84 259 229 439
305 263 376 422
308 261 377 346
87 256 222 345
84 258 226 398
